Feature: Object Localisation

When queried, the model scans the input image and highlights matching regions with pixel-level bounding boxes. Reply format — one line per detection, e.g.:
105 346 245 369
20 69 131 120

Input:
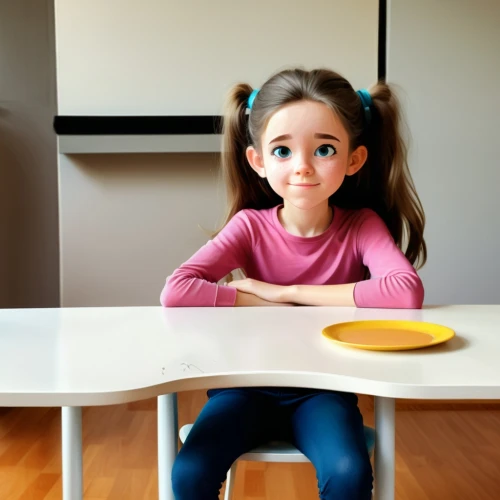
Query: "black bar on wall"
378 0 387 81
53 115 223 135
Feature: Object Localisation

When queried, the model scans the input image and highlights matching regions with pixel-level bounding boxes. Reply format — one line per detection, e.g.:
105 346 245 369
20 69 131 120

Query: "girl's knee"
172 446 229 499
318 454 373 499
171 451 212 499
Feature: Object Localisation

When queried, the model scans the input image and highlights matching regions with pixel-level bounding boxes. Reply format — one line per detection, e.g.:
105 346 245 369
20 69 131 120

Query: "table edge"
2 372 499 407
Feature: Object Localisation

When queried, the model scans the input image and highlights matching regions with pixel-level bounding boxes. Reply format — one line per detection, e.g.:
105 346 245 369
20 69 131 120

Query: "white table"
1 305 500 500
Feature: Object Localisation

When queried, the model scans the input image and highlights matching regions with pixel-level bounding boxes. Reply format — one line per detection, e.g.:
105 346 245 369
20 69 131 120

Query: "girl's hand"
234 291 293 307
228 278 290 304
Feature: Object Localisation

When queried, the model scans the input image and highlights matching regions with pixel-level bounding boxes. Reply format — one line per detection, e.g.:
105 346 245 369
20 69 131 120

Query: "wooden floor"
1 392 500 499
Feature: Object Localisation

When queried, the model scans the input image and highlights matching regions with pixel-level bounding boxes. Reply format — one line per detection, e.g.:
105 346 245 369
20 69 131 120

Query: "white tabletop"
1 305 499 406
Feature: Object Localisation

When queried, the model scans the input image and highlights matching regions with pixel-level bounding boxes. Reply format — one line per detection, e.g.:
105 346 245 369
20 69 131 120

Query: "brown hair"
219 68 426 269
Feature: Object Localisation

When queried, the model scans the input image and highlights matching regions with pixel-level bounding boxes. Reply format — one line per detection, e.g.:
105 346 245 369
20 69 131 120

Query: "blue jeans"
172 388 373 499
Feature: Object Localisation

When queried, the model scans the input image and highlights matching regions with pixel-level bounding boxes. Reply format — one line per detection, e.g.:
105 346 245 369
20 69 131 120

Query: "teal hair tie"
248 89 260 110
356 89 372 124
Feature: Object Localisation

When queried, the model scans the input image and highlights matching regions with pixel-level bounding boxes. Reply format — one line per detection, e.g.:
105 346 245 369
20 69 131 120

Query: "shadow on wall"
0 103 59 308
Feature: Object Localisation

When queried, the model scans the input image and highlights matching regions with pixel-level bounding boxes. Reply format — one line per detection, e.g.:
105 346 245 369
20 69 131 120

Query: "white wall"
388 0 500 304
59 153 224 306
0 0 59 308
54 0 378 115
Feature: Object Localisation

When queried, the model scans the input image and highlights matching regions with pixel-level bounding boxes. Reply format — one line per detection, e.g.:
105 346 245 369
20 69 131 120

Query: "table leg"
158 394 178 500
374 396 395 500
61 406 83 500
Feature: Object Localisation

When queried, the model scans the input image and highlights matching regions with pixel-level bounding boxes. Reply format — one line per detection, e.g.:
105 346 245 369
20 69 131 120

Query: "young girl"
161 68 426 499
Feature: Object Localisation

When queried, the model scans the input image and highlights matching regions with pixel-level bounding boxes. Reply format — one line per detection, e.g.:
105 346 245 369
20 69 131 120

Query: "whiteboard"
54 0 379 116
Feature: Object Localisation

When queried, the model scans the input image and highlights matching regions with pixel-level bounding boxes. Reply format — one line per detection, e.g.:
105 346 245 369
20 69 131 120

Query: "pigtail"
218 84 282 233
367 83 427 268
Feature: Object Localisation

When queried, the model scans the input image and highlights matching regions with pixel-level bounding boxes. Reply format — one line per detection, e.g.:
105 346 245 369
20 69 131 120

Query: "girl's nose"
294 159 314 176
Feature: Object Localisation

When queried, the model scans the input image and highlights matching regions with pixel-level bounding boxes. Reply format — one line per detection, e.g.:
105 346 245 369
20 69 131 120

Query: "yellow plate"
322 320 455 351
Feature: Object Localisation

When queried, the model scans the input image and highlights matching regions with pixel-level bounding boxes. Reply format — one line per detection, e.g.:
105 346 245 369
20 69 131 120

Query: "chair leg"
224 462 237 500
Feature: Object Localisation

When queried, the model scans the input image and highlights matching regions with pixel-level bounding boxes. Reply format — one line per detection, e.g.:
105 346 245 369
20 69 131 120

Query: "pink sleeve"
160 211 252 307
353 210 424 309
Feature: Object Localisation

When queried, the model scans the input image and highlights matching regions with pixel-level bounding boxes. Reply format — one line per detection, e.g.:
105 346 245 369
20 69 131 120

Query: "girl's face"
247 100 367 212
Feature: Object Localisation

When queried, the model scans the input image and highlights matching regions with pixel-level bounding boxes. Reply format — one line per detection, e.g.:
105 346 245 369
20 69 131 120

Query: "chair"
179 422 376 500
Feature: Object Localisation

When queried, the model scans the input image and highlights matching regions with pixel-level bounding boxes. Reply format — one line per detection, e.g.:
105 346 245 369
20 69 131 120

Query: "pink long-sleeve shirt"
160 205 424 309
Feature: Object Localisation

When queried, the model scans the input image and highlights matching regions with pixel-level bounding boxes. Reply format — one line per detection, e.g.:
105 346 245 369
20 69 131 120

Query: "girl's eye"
272 146 292 159
315 144 336 157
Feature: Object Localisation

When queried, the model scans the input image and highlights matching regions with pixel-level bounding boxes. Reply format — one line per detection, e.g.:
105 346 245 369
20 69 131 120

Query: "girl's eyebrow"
315 133 340 142
269 134 292 144
269 133 340 145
